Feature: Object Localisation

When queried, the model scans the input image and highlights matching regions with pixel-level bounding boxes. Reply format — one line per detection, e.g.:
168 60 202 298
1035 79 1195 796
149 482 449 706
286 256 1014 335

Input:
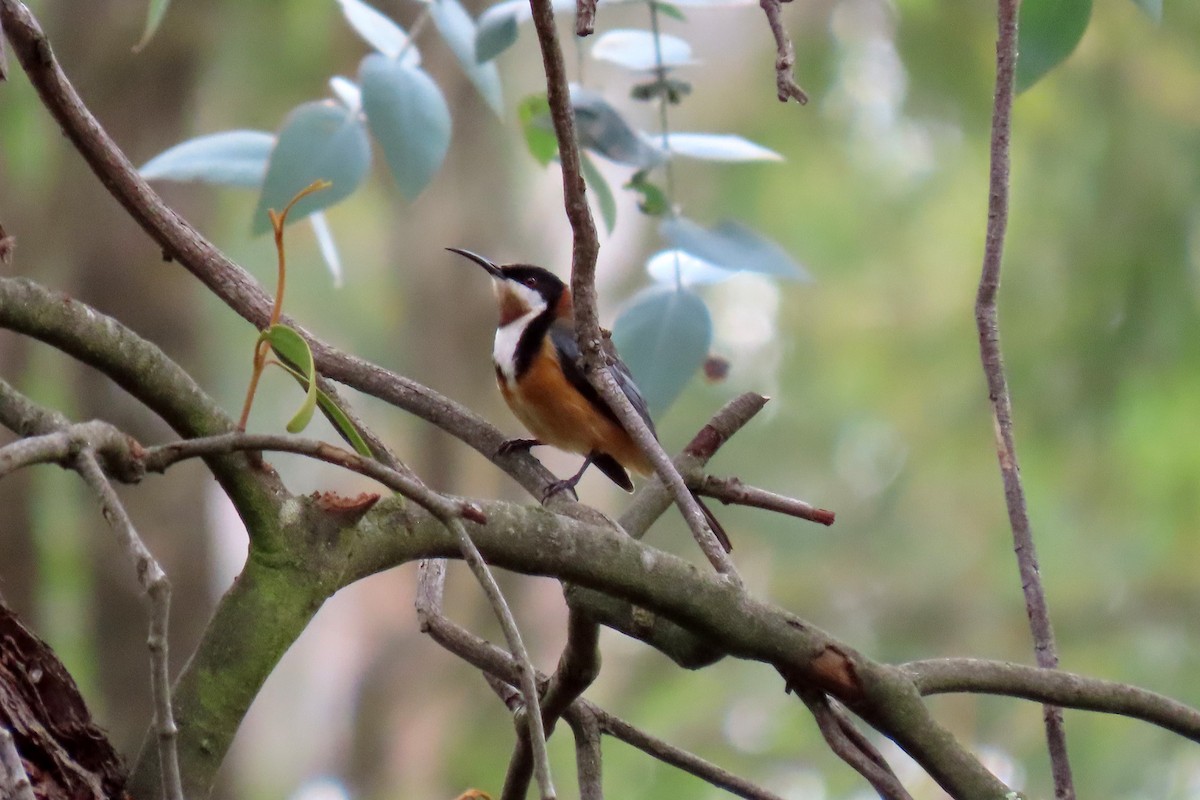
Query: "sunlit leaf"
253 102 371 234
612 286 712 414
646 249 736 285
660 216 809 280
262 324 318 433
591 29 694 71
134 0 170 52
1130 0 1162 23
141 130 274 188
580 152 616 234
518 94 557 165
360 54 452 200
571 86 664 168
309 212 344 287
329 76 362 110
336 0 421 65
429 0 504 115
1015 0 1093 93
659 132 782 162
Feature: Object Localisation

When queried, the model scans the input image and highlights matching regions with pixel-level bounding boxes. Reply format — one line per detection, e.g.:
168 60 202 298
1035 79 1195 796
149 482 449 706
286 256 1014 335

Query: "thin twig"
0 728 35 800
975 1 1074 797
73 452 183 800
758 0 808 104
575 0 596 36
565 706 603 800
798 689 912 800
525 0 738 577
696 476 835 526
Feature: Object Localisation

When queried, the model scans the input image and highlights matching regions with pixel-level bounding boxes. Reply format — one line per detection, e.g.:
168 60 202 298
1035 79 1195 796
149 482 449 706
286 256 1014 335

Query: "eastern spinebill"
449 247 731 552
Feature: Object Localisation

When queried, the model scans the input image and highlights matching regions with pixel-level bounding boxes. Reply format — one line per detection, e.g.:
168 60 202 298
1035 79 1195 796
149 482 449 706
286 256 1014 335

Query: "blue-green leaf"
1130 0 1162 23
360 54 452 201
580 152 616 235
591 29 694 71
252 102 371 234
140 130 274 188
262 324 318 433
309 212 344 287
1015 0 1093 93
612 286 712 414
329 76 362 110
475 0 523 61
660 217 809 280
646 249 735 285
571 86 665 168
660 132 782 162
337 0 421 64
134 0 170 52
429 0 504 115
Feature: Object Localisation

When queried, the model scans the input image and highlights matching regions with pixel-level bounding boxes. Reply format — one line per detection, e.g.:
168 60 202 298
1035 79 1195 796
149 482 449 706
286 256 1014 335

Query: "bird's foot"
541 477 580 503
497 438 541 457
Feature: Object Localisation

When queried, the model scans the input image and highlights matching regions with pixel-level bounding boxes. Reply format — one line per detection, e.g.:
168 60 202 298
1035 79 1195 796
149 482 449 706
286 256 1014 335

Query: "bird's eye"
524 277 538 288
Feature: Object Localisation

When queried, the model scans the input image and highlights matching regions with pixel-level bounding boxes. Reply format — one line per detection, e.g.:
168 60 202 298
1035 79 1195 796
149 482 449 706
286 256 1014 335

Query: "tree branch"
798 689 911 800
975 1 1074 797
758 0 808 104
0 727 34 800
696 475 835 526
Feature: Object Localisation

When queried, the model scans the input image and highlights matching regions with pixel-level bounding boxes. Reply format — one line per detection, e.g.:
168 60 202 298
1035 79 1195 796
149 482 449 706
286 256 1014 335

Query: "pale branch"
0 0 558 502
564 707 603 800
526 0 737 575
798 689 911 800
758 0 808 104
697 475 835 526
575 0 596 36
907 659 1200 741
975 1 1074 797
72 452 183 800
0 11 6 83
0 727 35 800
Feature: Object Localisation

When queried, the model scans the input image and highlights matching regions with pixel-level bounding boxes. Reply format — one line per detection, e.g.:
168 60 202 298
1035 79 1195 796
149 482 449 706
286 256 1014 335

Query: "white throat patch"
492 279 548 384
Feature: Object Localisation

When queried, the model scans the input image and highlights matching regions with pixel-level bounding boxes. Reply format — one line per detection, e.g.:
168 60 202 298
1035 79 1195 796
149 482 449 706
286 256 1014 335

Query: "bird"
448 247 732 552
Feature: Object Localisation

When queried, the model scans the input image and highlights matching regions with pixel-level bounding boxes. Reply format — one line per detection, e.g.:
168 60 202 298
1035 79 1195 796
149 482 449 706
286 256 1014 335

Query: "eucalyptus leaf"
309 212 344 287
611 286 712 414
1130 0 1162 23
262 324 318 433
252 102 371 234
591 29 694 71
337 0 421 65
429 0 504 115
646 249 736 285
660 217 809 280
1015 0 1093 92
475 0 522 62
134 0 170 52
360 54 452 200
329 76 362 110
141 130 274 188
659 132 782 162
571 86 665 168
518 94 557 165
580 152 616 234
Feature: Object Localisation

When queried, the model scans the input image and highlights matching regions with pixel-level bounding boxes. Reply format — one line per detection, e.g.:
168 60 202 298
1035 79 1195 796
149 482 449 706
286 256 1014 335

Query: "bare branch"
907 659 1200 741
975 0 1074 796
0 728 34 800
575 0 596 36
758 0 808 104
798 689 912 800
696 475 835 526
565 706 603 800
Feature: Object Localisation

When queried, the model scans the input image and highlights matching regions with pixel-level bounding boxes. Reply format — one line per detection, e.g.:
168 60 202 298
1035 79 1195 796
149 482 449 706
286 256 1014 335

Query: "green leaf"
336 0 421 64
580 153 616 234
253 102 371 234
262 325 318 433
518 94 558 166
1130 0 1162 23
611 286 712 414
140 130 274 188
134 0 170 52
625 170 669 216
360 54 452 201
475 0 522 62
660 216 809 280
1015 0 1093 93
268 356 374 456
650 1 686 21
429 0 504 115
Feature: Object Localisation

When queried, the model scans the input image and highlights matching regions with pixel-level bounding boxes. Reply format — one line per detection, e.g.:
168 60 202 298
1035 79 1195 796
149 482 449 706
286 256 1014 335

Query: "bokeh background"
2 0 1200 797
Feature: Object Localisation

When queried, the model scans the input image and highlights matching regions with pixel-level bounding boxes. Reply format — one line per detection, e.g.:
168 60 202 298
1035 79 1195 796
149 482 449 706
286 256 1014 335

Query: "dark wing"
548 318 657 438
592 453 634 491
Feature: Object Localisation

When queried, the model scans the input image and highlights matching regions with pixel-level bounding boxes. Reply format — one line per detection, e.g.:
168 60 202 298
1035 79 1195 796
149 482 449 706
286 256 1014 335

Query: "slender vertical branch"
0 728 35 800
975 2 1075 798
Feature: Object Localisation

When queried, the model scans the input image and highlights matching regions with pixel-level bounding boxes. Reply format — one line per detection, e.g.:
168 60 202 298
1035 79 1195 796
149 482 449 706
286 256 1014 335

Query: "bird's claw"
497 438 540 458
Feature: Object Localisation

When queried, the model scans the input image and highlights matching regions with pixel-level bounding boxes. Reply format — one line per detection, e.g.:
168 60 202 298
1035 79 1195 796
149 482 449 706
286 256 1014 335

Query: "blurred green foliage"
4 0 1200 798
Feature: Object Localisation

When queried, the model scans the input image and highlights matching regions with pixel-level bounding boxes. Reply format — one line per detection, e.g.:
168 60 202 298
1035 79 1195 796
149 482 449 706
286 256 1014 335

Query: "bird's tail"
692 492 732 553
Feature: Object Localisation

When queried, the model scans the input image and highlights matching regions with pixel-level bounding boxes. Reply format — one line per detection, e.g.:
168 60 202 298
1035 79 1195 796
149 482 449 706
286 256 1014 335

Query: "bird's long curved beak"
446 247 502 278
